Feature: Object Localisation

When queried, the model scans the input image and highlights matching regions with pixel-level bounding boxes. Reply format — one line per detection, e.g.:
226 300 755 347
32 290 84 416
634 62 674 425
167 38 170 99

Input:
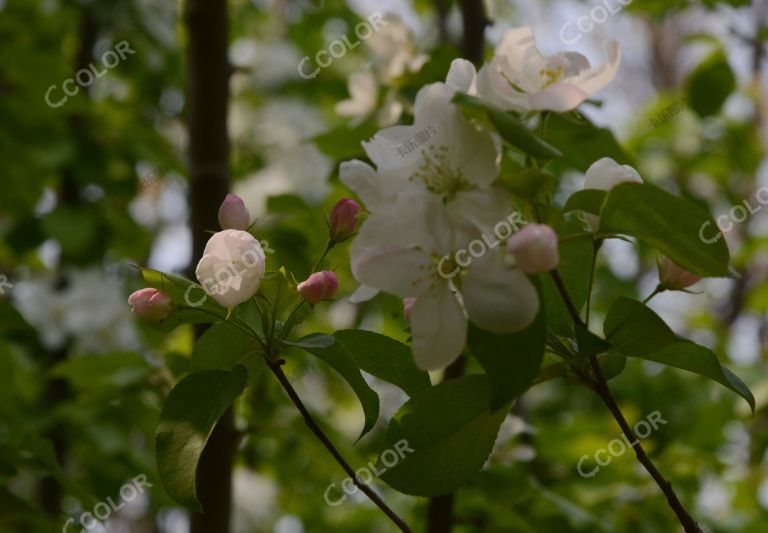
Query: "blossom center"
411 144 470 202
539 64 565 88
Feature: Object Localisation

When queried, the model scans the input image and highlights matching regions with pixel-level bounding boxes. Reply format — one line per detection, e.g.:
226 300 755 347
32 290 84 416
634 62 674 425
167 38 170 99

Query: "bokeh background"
1 0 767 531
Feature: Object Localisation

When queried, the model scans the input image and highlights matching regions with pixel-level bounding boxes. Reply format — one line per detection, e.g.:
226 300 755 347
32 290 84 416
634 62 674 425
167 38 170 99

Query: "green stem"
642 285 665 305
312 240 335 273
585 240 600 324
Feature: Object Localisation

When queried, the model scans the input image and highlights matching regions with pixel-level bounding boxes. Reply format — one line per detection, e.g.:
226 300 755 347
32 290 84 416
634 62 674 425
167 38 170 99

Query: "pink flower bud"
128 288 173 320
297 271 339 305
328 198 360 243
658 257 700 290
218 193 251 230
403 297 416 323
506 224 559 274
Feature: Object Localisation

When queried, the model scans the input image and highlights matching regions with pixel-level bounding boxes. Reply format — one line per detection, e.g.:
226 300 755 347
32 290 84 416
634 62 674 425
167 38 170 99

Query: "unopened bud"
128 288 173 320
218 193 251 230
328 198 360 243
507 224 559 274
297 271 339 305
659 257 700 290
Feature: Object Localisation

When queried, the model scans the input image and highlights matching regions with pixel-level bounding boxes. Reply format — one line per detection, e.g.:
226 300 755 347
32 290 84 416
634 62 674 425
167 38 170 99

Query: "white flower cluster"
341 26 628 371
14 268 138 353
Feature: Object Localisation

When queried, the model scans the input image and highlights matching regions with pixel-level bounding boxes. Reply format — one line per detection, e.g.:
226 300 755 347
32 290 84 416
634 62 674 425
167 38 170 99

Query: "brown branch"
550 270 702 533
266 361 412 532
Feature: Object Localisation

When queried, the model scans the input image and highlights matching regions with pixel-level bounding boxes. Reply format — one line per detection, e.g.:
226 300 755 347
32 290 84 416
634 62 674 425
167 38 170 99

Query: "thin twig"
266 361 412 532
549 270 702 533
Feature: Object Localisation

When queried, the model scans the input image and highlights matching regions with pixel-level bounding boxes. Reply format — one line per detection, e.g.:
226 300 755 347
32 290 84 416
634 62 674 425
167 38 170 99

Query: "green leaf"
599 182 730 277
312 119 378 160
545 113 632 172
539 218 595 336
575 325 611 359
140 268 227 331
282 333 335 350
301 330 431 397
563 189 607 216
297 332 381 440
497 167 557 202
638 342 754 412
467 306 546 410
155 366 247 510
452 93 562 160
192 323 264 384
604 298 678 355
686 50 735 117
378 375 507 496
605 298 754 411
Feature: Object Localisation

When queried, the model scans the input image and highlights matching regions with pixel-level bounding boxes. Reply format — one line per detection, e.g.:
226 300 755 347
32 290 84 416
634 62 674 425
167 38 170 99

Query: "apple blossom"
584 157 642 191
340 82 511 238
658 257 701 290
128 288 173 320
507 224 559 274
463 27 620 113
195 230 266 308
328 198 361 243
350 211 539 371
583 157 643 230
218 193 251 230
298 271 339 305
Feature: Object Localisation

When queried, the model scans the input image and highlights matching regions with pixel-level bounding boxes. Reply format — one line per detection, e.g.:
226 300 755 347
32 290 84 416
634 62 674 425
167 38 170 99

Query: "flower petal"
351 244 432 298
568 41 622 98
462 254 539 333
410 285 467 370
347 284 380 303
529 83 589 112
446 58 477 94
339 160 392 210
476 59 532 112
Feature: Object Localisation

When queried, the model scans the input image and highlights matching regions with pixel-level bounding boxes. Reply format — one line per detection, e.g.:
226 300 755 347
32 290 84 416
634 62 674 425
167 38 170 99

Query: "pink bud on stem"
658 257 701 291
218 193 251 230
128 288 173 320
506 224 559 274
297 271 339 305
328 198 360 243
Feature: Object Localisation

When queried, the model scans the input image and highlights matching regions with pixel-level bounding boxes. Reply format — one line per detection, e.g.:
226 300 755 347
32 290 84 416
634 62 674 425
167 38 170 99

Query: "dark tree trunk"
184 0 235 531
425 357 466 532
458 0 489 65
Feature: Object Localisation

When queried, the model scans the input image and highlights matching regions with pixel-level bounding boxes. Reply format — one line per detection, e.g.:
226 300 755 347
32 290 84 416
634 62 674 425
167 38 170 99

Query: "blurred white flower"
335 69 404 126
229 39 303 89
13 268 138 353
335 14 426 126
463 27 621 113
232 468 276 533
233 99 333 214
364 13 428 83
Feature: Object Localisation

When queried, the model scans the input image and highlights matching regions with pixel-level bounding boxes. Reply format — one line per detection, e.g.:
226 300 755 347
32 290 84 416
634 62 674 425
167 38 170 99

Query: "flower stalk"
549 269 702 533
